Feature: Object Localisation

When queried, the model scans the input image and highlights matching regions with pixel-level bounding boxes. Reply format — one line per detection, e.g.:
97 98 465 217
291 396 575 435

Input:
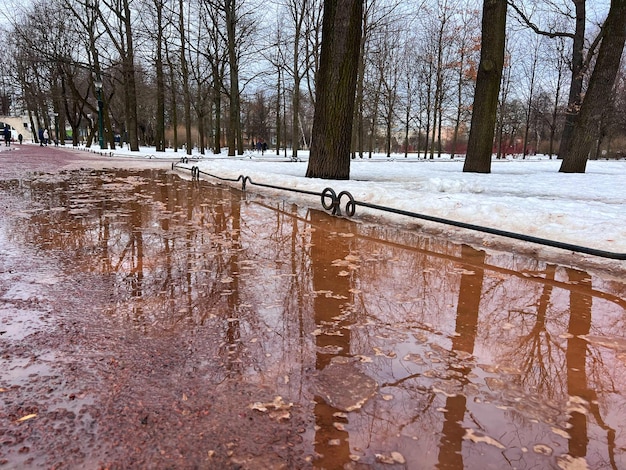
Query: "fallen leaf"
17 414 37 423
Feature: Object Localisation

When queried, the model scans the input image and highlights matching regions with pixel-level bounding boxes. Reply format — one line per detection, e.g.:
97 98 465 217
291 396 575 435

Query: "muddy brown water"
1 147 626 469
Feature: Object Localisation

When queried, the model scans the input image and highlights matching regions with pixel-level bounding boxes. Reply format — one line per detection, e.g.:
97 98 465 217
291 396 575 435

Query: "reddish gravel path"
0 144 91 174
0 144 175 176
0 147 310 469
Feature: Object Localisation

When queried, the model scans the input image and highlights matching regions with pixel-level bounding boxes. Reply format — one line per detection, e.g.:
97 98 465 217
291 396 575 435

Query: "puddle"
0 168 625 469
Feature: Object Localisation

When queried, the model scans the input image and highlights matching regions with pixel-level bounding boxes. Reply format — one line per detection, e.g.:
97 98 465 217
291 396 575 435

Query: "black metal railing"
173 160 626 261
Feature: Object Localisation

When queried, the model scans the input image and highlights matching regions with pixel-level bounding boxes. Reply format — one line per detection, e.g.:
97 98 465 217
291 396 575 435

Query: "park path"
1 144 626 469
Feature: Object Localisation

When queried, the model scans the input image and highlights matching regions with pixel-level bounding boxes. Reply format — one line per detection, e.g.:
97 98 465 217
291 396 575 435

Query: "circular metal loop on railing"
241 175 251 191
180 156 189 164
190 166 200 180
337 191 356 217
320 188 356 216
321 187 337 212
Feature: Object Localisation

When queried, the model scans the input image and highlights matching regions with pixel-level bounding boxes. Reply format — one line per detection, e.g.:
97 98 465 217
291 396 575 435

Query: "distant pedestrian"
43 129 49 146
18 133 22 145
38 128 44 146
3 125 10 146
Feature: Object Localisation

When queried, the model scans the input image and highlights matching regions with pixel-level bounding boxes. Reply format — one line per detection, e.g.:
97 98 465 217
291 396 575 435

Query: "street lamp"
94 76 105 149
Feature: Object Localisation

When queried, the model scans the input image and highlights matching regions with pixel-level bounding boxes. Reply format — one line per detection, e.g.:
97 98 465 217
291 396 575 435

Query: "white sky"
108 147 626 270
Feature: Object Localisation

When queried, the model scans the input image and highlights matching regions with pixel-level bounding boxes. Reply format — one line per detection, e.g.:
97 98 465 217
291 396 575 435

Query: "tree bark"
557 0 586 160
226 0 241 156
155 0 165 152
275 67 281 155
179 0 192 156
122 0 139 151
290 0 308 161
463 0 507 173
305 0 363 179
559 0 626 173
213 63 222 154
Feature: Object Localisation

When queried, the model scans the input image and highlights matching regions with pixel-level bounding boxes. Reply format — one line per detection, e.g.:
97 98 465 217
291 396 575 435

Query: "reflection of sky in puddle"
0 307 49 341
3 358 54 386
2 168 626 469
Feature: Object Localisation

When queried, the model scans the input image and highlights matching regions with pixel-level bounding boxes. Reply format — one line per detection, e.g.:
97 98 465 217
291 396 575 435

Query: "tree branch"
507 0 574 39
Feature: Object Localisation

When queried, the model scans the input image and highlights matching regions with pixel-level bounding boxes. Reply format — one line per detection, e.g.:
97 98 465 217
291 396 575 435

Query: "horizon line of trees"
0 0 624 173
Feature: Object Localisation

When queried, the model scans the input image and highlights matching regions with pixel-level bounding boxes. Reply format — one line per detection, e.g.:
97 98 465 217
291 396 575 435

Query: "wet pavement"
1 145 626 469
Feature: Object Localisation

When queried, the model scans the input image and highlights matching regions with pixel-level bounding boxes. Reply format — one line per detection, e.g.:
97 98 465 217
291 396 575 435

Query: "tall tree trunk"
423 58 433 159
226 0 241 156
463 0 507 173
213 64 222 154
404 104 410 158
179 0 192 156
275 67 282 155
431 14 446 160
367 78 382 158
560 0 626 173
523 43 538 159
292 86 300 159
291 0 307 161
305 0 363 179
352 20 366 159
557 0 586 160
451 45 466 159
167 54 179 152
122 0 139 151
155 0 165 152
549 48 565 159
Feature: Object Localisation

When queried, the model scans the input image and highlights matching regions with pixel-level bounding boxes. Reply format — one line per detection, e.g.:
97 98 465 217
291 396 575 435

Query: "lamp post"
94 76 105 149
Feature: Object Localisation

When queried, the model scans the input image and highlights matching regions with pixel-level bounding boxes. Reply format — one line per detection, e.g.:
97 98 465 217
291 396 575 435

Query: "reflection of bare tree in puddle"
216 190 244 377
515 264 559 396
309 209 356 469
566 268 617 469
437 245 485 469
126 195 145 318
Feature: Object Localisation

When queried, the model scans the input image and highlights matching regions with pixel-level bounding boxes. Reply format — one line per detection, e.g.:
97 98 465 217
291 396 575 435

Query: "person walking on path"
18 133 23 145
3 125 10 146
38 128 44 146
43 129 49 146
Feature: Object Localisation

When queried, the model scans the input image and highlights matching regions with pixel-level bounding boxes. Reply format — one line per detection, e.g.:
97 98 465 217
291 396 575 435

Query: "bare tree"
306 0 363 179
522 35 541 158
351 0 400 159
449 8 480 159
284 0 312 160
176 0 194 155
198 0 229 154
507 0 607 162
96 0 140 150
560 0 626 173
463 0 507 173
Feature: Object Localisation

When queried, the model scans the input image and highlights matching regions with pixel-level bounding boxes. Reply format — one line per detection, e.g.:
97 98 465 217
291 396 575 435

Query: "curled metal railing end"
321 187 356 217
321 187 337 213
241 175 251 191
190 166 200 180
337 191 356 217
